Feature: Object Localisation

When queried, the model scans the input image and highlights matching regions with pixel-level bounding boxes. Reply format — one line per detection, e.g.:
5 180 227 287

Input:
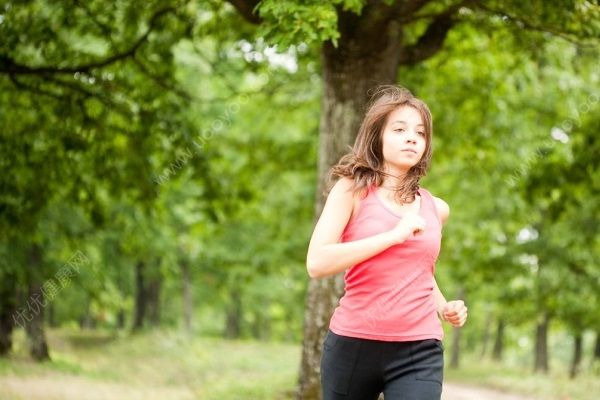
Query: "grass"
1 329 599 400
0 328 301 400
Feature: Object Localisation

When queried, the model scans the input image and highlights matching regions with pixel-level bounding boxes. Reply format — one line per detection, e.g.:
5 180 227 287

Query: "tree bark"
116 252 126 330
224 289 243 339
492 318 505 361
534 312 550 373
79 297 96 329
480 309 492 358
449 325 462 369
117 309 126 330
251 310 270 340
449 288 465 369
25 244 50 361
594 330 600 361
569 333 582 379
132 260 146 331
146 278 161 327
180 260 193 333
0 273 17 356
146 258 162 327
25 282 50 361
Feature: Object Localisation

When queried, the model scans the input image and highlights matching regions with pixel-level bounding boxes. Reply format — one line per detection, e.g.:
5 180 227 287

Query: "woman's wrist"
436 303 448 320
384 227 410 246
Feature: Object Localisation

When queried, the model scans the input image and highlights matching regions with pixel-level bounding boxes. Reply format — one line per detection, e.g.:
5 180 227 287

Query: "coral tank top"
329 185 444 341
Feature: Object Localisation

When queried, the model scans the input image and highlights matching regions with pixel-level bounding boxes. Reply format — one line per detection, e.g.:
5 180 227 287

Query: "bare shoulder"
330 176 355 194
329 177 361 216
432 196 450 225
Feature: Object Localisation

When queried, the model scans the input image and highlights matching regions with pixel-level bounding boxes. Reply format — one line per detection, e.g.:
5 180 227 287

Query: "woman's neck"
381 165 409 188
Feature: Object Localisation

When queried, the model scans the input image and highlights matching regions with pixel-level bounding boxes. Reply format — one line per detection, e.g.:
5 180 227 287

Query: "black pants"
320 330 444 400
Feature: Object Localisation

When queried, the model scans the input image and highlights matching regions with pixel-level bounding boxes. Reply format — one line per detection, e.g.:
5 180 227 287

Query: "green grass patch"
0 328 301 400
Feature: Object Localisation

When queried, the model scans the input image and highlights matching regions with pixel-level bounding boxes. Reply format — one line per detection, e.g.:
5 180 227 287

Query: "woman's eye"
417 131 425 136
394 128 405 133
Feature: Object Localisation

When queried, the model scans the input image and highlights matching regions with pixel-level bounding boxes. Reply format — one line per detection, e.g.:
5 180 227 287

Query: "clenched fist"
440 300 468 327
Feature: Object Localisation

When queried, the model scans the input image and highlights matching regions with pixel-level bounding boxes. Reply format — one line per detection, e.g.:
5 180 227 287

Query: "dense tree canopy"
0 0 598 398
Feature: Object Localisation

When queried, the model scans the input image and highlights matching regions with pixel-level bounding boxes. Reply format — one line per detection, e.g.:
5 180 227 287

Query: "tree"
0 0 197 356
224 0 599 397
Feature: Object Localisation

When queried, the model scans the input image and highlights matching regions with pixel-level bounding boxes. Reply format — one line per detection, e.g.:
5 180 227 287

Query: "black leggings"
320 330 444 400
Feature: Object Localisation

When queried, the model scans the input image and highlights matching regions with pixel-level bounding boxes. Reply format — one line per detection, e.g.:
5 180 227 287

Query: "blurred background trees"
0 0 598 399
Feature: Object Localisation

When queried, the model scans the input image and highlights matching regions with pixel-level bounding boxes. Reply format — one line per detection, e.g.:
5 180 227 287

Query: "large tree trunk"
480 309 492 358
146 278 161 327
132 261 146 331
79 299 96 329
116 254 126 330
25 244 50 361
180 260 193 333
251 309 270 340
569 333 583 379
296 15 405 400
594 330 600 361
0 273 17 356
146 258 162 327
449 325 462 369
25 283 50 361
534 312 550 373
449 288 465 369
224 289 243 339
492 318 505 361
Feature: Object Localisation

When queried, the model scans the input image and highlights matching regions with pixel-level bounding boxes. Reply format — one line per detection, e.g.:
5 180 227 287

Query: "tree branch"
398 3 464 65
475 3 599 47
0 6 176 75
226 0 262 24
393 0 433 21
132 56 192 101
8 75 63 100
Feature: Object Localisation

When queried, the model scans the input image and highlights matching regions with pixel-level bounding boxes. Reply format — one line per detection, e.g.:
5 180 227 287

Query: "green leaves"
255 0 366 48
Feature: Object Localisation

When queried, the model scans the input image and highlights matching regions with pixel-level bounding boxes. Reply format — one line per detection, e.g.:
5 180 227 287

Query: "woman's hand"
440 300 468 327
388 213 426 244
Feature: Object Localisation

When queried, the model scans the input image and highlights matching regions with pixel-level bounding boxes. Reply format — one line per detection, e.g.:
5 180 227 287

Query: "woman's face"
381 105 427 174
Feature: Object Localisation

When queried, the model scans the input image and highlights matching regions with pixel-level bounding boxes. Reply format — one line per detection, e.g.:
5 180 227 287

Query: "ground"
0 329 595 400
443 383 531 400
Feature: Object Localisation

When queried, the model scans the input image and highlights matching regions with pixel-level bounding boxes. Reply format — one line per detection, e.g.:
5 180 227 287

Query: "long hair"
331 85 433 203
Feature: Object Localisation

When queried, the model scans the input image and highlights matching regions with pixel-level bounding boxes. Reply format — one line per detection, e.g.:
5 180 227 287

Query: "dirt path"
1 375 536 400
443 382 533 400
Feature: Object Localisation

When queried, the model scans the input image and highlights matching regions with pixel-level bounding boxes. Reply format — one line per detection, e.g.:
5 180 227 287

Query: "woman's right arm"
306 178 424 279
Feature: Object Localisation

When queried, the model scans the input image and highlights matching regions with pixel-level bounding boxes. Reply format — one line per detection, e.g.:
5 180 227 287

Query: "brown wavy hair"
331 85 433 203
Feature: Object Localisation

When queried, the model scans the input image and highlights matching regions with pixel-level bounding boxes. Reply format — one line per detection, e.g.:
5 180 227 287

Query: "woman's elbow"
306 257 326 279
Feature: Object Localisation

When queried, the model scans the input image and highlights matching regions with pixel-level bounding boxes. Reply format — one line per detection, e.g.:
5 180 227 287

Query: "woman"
307 86 468 400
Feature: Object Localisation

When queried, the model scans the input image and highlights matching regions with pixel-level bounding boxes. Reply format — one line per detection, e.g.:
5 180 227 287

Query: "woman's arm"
433 196 468 327
433 277 448 317
306 178 424 279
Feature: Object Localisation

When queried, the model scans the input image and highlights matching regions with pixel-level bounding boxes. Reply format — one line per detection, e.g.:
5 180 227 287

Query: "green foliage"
256 0 367 47
1 0 599 385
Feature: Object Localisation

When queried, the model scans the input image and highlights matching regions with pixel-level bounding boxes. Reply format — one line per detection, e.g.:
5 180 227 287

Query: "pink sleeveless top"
329 186 444 341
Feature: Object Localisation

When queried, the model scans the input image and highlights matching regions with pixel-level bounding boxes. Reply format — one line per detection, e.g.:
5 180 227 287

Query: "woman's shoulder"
330 178 370 217
330 177 370 198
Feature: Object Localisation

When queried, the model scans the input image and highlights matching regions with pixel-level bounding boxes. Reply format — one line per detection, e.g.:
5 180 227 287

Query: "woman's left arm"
433 196 468 328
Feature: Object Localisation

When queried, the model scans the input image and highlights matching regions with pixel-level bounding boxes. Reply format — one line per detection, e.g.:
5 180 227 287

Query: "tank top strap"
418 188 441 224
